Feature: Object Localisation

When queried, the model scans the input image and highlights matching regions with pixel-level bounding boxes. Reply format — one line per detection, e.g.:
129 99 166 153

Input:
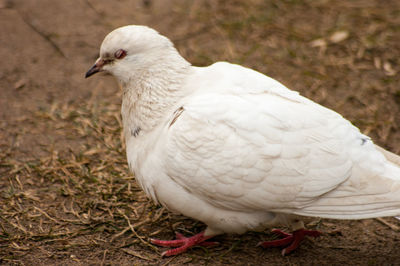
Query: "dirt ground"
1 0 400 265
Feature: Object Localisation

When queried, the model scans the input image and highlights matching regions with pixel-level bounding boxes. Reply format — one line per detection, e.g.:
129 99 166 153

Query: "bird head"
85 25 175 82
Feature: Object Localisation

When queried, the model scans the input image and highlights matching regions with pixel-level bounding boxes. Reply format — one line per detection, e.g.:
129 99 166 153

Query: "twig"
152 207 166 223
122 249 153 261
132 217 152 229
219 239 241 258
111 216 151 242
11 242 30 251
376 217 400 231
119 210 158 252
9 221 28 234
110 226 130 242
100 249 107 266
161 256 177 266
33 206 62 225
14 175 23 190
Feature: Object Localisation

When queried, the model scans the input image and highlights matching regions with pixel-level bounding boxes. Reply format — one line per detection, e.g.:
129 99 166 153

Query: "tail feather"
294 145 400 220
375 144 400 166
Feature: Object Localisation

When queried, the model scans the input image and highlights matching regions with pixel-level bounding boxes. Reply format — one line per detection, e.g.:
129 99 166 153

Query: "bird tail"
293 145 400 220
375 144 400 166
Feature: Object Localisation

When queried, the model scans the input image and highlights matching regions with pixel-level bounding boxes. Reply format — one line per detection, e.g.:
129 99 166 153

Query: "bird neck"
120 55 191 138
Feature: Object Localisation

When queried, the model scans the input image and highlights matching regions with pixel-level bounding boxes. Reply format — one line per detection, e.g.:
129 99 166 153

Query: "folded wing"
161 62 400 219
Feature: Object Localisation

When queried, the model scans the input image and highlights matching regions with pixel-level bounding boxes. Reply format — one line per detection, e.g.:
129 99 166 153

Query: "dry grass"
0 87 226 264
1 0 400 265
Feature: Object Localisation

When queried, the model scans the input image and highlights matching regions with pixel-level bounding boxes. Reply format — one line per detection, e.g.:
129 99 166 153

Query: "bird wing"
156 62 400 219
160 74 362 213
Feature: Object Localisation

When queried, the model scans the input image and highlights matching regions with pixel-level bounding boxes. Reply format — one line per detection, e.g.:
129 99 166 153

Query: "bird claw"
150 231 216 256
258 228 322 256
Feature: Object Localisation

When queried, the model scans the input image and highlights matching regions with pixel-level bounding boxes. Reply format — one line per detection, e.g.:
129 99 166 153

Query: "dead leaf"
14 79 26 90
310 38 327 48
329 31 349 43
383 61 396 76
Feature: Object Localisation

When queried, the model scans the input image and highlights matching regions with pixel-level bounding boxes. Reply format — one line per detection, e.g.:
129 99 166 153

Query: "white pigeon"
86 25 400 256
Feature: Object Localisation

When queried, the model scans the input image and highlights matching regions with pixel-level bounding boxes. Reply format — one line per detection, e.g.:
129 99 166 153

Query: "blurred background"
1 0 400 265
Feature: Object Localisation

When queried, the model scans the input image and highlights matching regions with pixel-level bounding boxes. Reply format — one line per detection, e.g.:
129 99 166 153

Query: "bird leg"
258 228 321 256
150 231 218 256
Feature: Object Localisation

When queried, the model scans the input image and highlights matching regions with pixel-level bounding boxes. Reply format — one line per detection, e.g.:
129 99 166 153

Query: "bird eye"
114 49 127 59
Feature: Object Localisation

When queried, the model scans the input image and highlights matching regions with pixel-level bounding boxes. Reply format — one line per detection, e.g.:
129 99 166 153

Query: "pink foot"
150 231 218 256
258 228 321 256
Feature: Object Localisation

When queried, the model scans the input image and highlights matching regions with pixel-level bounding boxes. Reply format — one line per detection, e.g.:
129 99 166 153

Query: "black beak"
85 59 104 78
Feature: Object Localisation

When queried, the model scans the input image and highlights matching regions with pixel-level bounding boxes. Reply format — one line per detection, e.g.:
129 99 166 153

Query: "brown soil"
1 0 400 265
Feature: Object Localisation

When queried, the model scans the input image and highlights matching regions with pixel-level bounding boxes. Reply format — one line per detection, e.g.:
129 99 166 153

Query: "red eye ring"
114 49 127 59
